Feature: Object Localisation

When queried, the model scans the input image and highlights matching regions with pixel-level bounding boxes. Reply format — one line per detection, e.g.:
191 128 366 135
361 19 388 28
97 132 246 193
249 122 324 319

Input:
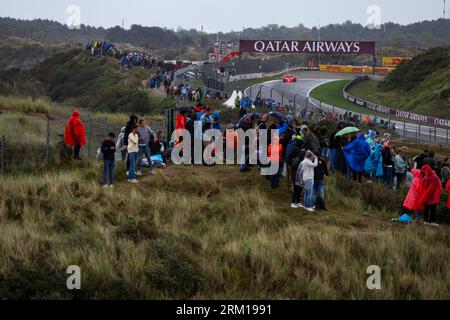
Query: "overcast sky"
0 0 447 32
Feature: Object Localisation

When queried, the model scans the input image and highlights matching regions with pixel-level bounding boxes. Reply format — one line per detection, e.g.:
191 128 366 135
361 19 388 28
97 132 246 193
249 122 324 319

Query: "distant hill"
0 49 174 114
348 46 450 119
0 17 194 50
0 36 79 70
1 17 450 51
232 20 450 48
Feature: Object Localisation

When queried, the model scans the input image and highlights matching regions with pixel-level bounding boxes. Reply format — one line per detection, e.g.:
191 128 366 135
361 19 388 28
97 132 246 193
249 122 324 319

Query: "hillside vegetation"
0 49 175 114
1 17 450 49
348 47 450 119
0 36 79 70
0 163 448 299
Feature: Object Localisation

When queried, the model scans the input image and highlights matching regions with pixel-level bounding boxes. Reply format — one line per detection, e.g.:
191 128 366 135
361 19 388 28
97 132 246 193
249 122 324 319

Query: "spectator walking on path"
64 109 86 160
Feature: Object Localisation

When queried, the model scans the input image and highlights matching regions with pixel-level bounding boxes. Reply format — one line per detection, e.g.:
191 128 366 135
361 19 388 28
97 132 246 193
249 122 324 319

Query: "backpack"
96 147 104 160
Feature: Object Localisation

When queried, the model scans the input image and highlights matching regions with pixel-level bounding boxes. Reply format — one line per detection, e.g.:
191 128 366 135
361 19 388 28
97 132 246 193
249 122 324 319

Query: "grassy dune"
349 47 450 119
0 162 448 299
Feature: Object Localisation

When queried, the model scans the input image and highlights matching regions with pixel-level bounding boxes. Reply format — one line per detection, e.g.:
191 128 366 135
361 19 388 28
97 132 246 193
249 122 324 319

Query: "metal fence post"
447 128 449 146
403 120 406 138
0 135 4 175
88 114 92 159
418 124 421 143
45 114 50 165
434 125 437 144
105 117 109 137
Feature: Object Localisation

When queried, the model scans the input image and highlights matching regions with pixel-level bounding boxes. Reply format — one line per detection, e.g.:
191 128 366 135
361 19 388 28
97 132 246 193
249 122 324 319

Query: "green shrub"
360 183 407 213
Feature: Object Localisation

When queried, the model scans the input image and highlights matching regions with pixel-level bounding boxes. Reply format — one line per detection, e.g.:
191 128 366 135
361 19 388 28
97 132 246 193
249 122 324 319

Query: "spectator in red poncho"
419 165 442 225
403 169 424 220
175 110 188 147
64 109 86 160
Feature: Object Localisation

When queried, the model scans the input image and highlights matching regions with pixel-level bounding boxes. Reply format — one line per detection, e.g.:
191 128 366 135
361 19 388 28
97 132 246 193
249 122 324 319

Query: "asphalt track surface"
244 72 450 145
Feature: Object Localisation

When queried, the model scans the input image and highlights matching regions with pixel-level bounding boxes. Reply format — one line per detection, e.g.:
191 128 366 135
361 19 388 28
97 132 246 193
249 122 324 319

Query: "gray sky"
0 0 446 32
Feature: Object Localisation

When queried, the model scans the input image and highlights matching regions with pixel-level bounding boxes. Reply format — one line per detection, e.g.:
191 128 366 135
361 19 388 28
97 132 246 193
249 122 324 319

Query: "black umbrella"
336 120 355 127
175 105 194 112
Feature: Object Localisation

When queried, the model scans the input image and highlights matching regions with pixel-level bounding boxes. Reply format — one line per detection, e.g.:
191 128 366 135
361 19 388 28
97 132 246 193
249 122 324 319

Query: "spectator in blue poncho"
364 143 384 182
366 130 377 150
344 133 371 183
212 112 222 131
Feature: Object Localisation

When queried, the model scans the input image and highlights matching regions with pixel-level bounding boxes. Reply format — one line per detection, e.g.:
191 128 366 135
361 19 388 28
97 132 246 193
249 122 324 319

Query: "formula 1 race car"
282 75 297 83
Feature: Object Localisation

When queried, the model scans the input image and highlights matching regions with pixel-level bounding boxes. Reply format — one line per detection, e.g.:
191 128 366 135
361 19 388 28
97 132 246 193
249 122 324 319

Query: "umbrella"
335 127 360 137
175 105 194 112
337 120 355 127
269 111 288 123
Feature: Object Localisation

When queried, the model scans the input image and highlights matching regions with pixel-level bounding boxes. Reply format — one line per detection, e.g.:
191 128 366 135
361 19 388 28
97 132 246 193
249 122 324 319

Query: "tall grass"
0 95 51 114
0 164 448 299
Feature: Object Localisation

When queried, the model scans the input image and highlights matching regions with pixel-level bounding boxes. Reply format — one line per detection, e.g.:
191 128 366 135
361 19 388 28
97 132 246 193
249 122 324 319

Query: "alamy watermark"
366 265 381 290
67 5 81 30
366 5 382 30
66 265 81 290
171 126 281 176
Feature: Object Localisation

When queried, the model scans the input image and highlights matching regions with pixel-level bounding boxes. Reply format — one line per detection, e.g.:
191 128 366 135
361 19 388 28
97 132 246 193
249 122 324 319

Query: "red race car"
283 75 297 83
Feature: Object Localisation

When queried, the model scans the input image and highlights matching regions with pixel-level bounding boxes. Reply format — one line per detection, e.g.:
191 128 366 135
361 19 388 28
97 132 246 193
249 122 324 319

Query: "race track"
244 73 449 145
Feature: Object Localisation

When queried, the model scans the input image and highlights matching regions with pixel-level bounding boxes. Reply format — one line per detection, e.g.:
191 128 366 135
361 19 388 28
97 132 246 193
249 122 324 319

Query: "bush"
0 95 50 113
360 183 407 213
145 239 205 299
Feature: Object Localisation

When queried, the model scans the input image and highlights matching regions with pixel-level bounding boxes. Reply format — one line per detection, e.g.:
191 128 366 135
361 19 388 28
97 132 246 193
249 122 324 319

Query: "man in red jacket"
64 109 87 160
419 165 442 225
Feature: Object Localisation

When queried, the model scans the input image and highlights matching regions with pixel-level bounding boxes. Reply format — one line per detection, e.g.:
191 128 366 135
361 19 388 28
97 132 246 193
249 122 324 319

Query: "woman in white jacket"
300 151 318 212
127 125 139 183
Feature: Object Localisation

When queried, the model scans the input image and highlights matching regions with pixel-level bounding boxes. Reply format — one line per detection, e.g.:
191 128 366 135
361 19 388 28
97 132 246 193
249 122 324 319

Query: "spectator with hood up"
343 133 370 183
64 109 87 160
419 165 442 226
403 169 424 221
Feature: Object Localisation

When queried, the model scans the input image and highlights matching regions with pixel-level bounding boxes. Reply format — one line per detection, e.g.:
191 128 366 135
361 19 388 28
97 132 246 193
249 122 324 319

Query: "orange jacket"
268 143 283 163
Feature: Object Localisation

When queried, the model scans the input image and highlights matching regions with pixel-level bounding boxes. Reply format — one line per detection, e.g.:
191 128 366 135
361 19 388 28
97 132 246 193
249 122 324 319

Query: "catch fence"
0 113 163 174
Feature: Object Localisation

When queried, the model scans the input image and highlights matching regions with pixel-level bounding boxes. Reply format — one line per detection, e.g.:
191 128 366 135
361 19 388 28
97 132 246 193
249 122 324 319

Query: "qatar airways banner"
344 90 450 128
240 40 375 55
